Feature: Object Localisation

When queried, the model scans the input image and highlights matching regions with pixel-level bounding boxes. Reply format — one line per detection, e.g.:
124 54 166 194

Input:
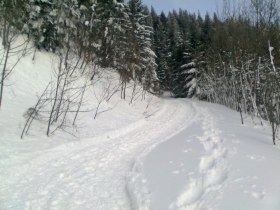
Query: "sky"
142 0 224 16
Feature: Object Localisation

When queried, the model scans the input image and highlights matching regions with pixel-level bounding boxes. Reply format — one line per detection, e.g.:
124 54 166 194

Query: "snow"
0 38 191 210
182 62 196 69
129 102 280 210
1 38 280 210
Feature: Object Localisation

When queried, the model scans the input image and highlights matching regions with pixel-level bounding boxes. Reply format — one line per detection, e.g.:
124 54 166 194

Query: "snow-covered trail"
171 105 229 210
2 99 280 210
0 99 197 210
132 101 280 210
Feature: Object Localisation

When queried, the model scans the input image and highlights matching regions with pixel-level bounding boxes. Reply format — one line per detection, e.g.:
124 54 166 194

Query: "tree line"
149 0 280 144
0 0 280 143
0 0 159 136
0 0 159 99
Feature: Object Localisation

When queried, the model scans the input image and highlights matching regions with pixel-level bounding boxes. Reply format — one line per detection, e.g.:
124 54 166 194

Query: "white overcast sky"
142 0 226 15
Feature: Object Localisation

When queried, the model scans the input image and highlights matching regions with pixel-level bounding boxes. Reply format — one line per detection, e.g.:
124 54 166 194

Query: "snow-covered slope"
1 38 280 210
129 101 280 210
0 38 192 210
0 37 162 163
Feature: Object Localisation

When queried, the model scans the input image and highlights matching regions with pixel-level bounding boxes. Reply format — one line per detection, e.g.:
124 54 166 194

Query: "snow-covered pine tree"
92 0 134 98
127 0 159 93
25 0 42 48
167 11 185 97
25 0 59 51
0 0 28 47
127 0 146 81
181 40 198 98
56 0 81 47
151 10 170 91
113 1 134 81
93 0 127 69
141 6 159 93
201 12 212 46
74 0 93 60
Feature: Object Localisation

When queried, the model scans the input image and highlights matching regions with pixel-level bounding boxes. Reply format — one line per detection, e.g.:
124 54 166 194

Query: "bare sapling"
0 29 30 109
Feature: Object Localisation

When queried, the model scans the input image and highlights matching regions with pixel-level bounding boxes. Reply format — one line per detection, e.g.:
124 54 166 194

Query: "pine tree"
152 10 170 91
181 39 198 97
25 0 59 51
201 12 212 47
57 0 86 49
167 11 185 97
0 0 28 47
142 6 159 92
127 0 158 92
114 1 135 82
93 0 126 68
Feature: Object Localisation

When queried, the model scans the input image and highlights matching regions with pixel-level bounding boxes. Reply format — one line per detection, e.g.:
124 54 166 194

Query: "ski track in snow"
2 99 279 210
172 106 229 210
126 101 200 210
0 99 196 210
129 102 230 210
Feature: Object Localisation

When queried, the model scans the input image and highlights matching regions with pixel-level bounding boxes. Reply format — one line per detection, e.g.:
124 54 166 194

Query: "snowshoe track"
174 106 229 210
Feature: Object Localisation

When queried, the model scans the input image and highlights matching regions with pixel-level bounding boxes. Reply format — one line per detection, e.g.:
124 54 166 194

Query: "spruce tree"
167 11 184 97
127 0 159 92
25 0 59 51
181 38 198 97
93 0 126 68
152 11 170 91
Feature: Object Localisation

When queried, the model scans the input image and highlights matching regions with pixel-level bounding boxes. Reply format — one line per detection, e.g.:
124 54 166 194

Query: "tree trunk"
2 19 7 48
272 123 276 145
0 42 10 108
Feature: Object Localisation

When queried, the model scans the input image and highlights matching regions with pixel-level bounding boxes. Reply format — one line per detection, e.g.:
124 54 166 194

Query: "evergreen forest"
0 0 280 143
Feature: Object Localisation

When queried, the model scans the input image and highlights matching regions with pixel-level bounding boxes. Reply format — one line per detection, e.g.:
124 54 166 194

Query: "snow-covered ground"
1 38 280 210
0 38 193 210
129 101 280 210
0 97 193 210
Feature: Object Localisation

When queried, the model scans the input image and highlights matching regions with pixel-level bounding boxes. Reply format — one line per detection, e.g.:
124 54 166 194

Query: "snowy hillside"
0 37 184 209
1 39 280 210
0 37 161 159
1 0 280 209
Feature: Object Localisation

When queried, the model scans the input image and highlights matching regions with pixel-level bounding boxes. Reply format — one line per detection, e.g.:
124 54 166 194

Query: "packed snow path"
130 101 280 210
0 98 197 210
1 99 280 210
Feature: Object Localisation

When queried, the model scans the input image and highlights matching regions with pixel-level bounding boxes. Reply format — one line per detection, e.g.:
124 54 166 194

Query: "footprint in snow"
199 156 215 172
186 139 193 143
243 189 266 199
246 155 265 161
231 139 240 144
201 141 216 152
172 170 180 175
175 178 205 206
213 147 228 159
251 191 266 199
204 166 228 187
